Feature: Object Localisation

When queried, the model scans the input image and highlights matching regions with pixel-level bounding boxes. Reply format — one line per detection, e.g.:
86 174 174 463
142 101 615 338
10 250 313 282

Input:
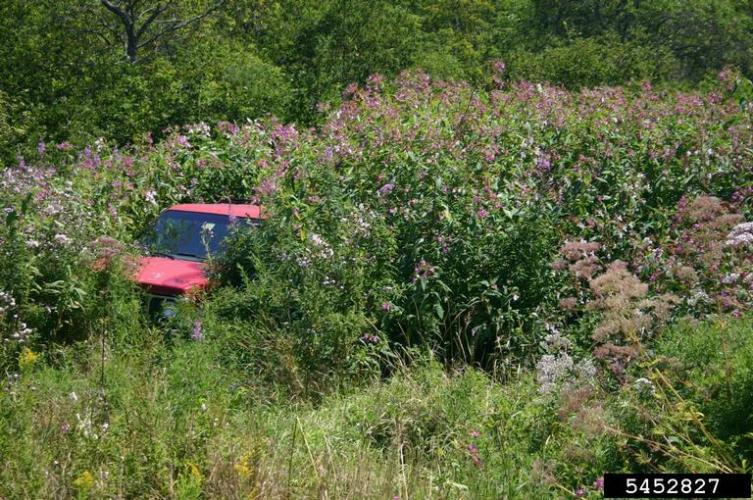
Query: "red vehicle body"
135 203 264 299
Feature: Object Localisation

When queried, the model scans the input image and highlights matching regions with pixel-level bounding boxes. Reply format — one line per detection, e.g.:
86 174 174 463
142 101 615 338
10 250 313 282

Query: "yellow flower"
18 347 39 369
234 451 255 478
234 460 252 478
186 461 203 483
73 470 95 491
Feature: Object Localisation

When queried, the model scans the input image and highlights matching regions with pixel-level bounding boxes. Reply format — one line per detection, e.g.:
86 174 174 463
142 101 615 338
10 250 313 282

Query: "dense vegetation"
3 0 753 161
2 61 753 496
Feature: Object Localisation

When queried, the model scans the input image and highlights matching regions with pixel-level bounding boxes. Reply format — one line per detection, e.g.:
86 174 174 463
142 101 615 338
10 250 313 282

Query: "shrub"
656 316 753 458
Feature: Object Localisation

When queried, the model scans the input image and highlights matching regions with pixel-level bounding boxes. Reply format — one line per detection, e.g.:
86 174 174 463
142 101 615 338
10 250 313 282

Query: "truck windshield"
144 210 254 261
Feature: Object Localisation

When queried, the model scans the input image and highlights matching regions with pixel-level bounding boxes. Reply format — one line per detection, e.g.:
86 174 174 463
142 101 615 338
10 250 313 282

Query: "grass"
3 314 753 498
0 326 568 498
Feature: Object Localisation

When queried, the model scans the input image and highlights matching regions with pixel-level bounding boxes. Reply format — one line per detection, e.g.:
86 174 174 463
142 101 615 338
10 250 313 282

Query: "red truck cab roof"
169 203 266 219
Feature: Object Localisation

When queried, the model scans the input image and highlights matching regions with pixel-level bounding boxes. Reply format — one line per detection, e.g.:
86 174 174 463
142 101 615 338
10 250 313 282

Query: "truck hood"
135 256 208 295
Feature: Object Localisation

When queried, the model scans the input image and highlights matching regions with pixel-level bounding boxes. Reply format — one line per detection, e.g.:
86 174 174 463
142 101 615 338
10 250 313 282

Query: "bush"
656 316 753 457
508 35 678 87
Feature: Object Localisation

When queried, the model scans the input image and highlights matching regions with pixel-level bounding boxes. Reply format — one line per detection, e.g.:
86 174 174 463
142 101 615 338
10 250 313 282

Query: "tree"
95 0 225 63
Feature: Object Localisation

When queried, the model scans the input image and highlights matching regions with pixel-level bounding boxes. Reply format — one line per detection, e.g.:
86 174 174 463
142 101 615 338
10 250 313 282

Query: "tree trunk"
126 24 138 63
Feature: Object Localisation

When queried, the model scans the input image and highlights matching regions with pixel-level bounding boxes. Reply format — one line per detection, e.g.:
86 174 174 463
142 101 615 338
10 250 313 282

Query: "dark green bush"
656 316 753 457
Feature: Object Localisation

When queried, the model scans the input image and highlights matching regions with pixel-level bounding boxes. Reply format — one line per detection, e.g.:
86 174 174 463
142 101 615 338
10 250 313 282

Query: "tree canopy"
1 0 752 160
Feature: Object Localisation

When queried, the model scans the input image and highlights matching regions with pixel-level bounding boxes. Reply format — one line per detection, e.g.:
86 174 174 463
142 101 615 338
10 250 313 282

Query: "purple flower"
536 154 552 174
80 146 101 169
175 135 192 148
466 443 482 467
381 302 392 312
378 183 395 197
54 233 72 246
271 124 299 144
413 260 436 281
191 320 203 341
255 178 278 198
594 476 604 492
37 140 46 157
360 333 380 345
477 209 489 219
56 142 73 151
367 73 384 89
575 487 586 497
217 121 239 136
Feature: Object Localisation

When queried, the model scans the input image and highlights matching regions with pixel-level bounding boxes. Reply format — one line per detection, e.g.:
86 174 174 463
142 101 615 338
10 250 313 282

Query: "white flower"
687 289 711 306
721 273 740 285
634 377 655 395
54 233 71 246
186 122 211 137
726 222 753 247
576 359 597 379
308 233 334 259
145 190 158 205
542 331 571 352
296 255 311 268
536 352 574 394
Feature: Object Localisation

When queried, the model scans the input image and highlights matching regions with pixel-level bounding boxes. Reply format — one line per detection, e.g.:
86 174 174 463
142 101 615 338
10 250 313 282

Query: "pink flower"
594 476 604 492
360 333 380 345
192 320 203 341
378 183 395 196
175 135 192 148
466 443 482 467
366 73 384 89
54 233 72 246
477 209 489 219
255 178 278 198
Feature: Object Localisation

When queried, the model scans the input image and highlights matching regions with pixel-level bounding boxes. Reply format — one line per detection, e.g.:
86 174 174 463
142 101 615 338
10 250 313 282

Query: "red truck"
136 203 263 313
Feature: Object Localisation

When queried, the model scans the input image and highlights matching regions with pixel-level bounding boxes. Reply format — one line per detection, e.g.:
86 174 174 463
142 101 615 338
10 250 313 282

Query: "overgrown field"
2 70 753 498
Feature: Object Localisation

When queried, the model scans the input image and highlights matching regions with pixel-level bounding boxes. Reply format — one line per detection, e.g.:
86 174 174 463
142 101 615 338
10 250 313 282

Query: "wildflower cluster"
3 70 753 377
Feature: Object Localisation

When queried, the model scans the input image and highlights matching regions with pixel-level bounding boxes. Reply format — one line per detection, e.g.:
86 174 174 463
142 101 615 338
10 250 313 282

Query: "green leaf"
434 302 444 320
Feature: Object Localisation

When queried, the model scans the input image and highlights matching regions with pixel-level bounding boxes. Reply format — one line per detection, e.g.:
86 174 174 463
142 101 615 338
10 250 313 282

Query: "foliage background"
2 0 753 160
3 1 753 498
